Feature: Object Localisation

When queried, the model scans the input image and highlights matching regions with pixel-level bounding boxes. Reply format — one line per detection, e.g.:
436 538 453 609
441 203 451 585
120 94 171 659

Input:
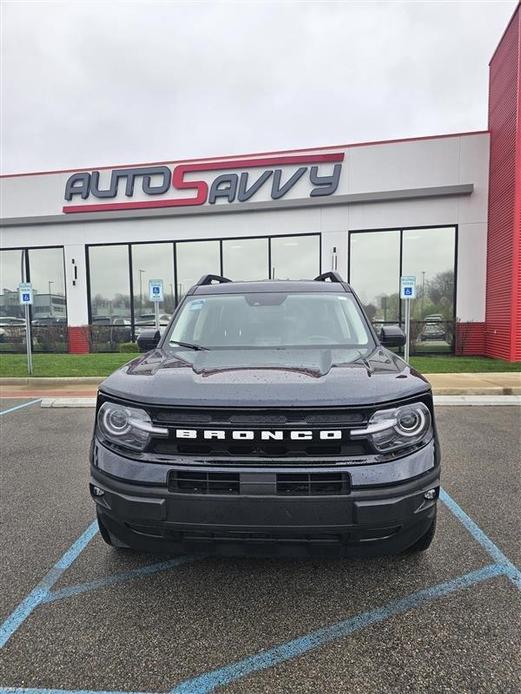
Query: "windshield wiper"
170 340 209 351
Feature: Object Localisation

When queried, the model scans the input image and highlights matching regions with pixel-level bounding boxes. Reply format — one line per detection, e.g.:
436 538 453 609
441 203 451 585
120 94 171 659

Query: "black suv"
90 272 439 557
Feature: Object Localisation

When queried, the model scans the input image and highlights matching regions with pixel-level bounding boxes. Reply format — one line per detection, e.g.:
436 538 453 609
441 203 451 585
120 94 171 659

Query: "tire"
96 510 133 551
405 513 437 554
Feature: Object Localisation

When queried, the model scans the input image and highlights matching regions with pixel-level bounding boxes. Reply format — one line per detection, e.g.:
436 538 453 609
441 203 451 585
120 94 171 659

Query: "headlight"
97 402 168 451
351 402 432 453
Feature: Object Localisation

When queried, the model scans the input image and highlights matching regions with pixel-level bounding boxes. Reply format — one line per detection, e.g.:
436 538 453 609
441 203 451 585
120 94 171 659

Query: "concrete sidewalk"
1 372 520 401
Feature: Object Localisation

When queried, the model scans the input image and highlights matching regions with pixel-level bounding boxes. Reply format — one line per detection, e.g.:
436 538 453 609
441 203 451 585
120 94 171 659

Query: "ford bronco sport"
90 272 439 557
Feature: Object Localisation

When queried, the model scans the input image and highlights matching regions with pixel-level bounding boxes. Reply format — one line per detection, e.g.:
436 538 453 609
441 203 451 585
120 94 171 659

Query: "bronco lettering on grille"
174 429 343 441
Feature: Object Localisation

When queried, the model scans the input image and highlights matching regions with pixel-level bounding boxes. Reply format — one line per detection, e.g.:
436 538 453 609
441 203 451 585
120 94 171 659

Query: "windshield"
166 292 375 353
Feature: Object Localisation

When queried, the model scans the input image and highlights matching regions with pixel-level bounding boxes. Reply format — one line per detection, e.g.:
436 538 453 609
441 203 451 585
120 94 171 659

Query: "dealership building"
1 5 520 360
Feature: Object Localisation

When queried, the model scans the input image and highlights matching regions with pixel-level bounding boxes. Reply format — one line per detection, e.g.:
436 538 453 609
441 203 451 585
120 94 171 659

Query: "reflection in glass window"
132 243 175 326
169 293 372 352
402 227 455 321
28 248 67 322
0 249 24 320
270 235 320 280
349 230 400 322
88 245 131 321
222 238 268 281
176 240 220 299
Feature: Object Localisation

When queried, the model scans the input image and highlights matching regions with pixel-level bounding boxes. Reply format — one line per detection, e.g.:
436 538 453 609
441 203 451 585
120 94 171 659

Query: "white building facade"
0 132 490 355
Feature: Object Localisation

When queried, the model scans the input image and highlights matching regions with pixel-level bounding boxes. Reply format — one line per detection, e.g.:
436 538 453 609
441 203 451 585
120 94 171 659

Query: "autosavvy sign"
62 152 344 214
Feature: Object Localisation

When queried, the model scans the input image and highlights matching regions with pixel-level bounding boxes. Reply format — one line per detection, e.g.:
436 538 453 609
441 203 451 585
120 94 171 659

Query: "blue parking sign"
18 282 33 305
400 276 416 300
148 279 164 302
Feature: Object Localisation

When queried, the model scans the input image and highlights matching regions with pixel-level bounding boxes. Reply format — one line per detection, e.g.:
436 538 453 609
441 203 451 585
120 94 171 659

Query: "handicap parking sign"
400 276 416 300
18 282 33 305
148 279 164 302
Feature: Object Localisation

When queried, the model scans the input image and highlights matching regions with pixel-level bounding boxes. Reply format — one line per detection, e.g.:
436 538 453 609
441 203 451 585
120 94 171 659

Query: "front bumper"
91 439 440 557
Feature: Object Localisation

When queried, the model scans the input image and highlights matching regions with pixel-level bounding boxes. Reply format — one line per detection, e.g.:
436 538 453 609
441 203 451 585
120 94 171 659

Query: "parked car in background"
134 313 171 337
91 316 132 344
31 316 67 326
419 322 448 342
0 316 26 342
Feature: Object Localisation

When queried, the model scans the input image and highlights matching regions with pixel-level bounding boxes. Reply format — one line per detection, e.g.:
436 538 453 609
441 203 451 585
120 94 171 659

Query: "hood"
100 347 430 408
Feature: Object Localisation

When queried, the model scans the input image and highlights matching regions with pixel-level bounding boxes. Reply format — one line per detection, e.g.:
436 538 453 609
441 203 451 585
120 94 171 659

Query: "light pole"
138 269 145 315
421 271 426 318
48 280 54 317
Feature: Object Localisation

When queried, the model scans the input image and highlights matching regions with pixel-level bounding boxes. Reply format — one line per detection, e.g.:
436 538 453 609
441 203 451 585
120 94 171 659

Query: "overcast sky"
0 0 517 175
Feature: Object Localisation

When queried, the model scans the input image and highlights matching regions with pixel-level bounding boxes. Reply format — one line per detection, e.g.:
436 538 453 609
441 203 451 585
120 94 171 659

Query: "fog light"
92 485 104 497
424 488 437 500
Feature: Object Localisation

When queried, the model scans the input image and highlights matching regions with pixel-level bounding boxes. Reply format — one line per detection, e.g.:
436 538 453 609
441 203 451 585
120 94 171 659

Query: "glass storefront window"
0 249 24 320
222 238 269 281
131 243 175 328
85 233 321 349
402 227 456 353
270 235 320 280
28 247 67 353
349 230 400 322
88 245 131 321
402 227 455 321
176 240 220 299
88 245 132 349
349 226 456 354
28 248 67 322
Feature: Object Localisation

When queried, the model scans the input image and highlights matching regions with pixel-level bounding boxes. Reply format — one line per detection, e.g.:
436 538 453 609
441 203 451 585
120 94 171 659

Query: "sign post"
148 280 164 331
400 276 416 362
18 282 33 375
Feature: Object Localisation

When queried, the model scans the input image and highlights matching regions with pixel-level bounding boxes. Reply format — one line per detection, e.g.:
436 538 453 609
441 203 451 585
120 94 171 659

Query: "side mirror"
137 329 160 352
379 325 406 347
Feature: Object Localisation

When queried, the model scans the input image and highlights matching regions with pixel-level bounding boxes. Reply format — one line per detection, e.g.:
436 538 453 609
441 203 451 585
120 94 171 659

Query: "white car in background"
0 316 26 342
134 313 171 337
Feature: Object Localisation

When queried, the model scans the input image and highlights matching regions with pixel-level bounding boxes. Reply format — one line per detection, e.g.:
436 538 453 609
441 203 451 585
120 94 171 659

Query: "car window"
167 292 373 351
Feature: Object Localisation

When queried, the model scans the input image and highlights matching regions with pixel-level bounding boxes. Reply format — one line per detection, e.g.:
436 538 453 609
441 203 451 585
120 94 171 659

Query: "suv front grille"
152 439 366 458
150 406 370 459
168 470 350 496
153 407 365 427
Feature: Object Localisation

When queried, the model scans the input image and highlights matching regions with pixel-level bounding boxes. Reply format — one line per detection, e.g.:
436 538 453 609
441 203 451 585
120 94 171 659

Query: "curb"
433 387 521 395
41 398 97 408
0 377 104 386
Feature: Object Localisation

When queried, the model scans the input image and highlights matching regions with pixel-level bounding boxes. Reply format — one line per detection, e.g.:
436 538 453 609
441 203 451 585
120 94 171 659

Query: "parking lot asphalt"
0 398 520 693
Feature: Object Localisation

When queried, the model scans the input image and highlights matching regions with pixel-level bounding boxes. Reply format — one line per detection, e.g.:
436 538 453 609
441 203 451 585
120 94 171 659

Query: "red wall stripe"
485 4 521 361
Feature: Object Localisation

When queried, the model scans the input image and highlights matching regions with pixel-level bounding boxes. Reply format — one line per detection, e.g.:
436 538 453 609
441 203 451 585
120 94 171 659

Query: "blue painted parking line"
170 563 505 694
44 555 203 604
440 489 521 590
0 521 98 649
0 399 41 415
0 690 151 694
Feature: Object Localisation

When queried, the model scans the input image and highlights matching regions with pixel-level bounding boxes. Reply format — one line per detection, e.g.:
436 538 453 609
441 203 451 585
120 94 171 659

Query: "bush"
118 342 139 353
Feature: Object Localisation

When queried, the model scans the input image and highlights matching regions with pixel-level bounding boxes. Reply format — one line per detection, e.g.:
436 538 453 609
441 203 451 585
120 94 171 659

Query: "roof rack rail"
314 271 344 283
196 274 232 286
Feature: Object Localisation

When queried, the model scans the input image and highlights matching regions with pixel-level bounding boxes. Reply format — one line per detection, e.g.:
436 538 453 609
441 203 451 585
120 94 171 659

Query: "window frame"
85 232 322 334
0 245 67 321
347 224 458 330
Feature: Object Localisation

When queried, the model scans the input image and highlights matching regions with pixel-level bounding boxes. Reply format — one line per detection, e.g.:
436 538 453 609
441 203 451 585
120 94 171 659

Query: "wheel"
405 514 437 553
96 510 133 550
